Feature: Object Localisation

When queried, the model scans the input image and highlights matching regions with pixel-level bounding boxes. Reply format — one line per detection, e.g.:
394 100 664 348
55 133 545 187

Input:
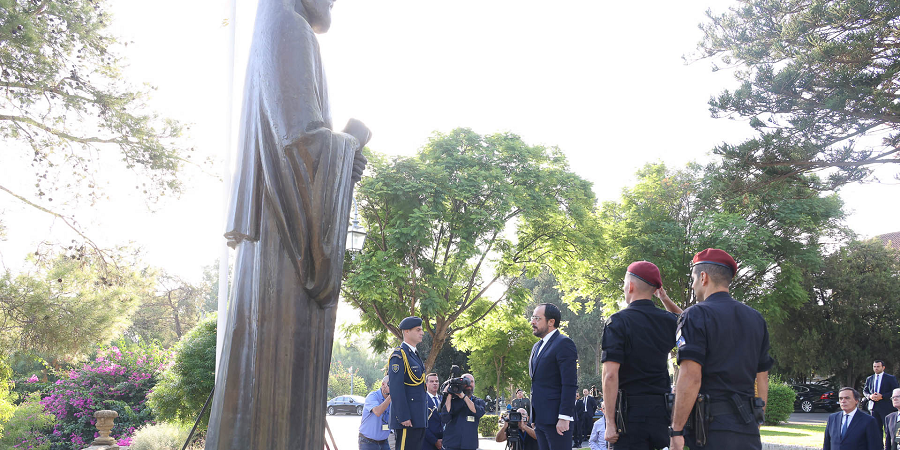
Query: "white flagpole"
217 0 238 377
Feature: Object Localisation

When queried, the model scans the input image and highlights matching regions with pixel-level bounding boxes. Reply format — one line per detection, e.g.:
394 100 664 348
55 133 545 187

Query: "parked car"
327 395 366 415
791 384 838 413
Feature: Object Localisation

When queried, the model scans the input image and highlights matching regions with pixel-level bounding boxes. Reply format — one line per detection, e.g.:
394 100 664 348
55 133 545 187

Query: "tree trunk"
595 345 601 376
495 357 504 397
424 319 449 374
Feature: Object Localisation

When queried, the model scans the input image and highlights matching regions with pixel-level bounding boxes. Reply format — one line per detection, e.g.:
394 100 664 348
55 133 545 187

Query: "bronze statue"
205 0 369 448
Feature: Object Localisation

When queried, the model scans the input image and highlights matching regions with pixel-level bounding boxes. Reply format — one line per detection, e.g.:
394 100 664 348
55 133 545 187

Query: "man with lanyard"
601 261 682 449
360 376 393 450
390 316 428 450
423 373 443 450
668 249 774 450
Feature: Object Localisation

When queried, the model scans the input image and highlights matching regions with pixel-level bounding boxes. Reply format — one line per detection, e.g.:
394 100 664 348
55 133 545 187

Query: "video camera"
505 410 523 430
441 365 471 396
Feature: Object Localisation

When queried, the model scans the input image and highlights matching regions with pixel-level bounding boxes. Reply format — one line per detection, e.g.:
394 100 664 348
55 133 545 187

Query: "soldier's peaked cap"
399 316 423 330
626 261 662 288
692 248 737 275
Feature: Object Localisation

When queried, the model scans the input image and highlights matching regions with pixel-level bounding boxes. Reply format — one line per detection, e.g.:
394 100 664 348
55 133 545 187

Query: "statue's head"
295 0 334 33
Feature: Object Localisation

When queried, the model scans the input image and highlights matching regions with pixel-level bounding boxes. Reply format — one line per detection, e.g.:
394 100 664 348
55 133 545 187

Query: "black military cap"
399 316 423 330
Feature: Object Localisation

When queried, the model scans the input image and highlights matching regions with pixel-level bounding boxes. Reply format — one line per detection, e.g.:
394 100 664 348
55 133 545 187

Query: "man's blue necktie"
531 340 544 372
841 414 849 438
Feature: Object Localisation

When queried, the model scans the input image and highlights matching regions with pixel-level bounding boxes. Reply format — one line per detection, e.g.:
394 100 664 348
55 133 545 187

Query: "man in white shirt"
587 403 607 450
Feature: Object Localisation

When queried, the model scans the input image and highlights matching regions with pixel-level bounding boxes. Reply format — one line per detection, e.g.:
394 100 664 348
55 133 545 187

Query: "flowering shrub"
39 341 170 450
0 392 55 450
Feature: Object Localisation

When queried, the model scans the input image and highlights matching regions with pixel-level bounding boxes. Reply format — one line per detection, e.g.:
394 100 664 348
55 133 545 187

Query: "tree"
522 270 606 383
330 339 387 391
148 315 216 428
0 0 189 208
0 247 150 358
696 0 900 191
327 360 367 399
342 128 601 372
453 303 535 399
127 271 206 348
769 240 900 387
557 162 846 324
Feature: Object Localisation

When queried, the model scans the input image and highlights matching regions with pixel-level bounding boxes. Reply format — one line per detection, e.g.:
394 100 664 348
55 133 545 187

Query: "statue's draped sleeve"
225 7 358 307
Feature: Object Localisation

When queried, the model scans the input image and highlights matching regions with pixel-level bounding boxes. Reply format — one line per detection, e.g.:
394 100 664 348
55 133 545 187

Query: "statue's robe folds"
205 1 359 449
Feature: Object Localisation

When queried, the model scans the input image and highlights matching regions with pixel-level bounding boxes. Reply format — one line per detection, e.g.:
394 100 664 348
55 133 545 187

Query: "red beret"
626 261 662 289
692 248 737 275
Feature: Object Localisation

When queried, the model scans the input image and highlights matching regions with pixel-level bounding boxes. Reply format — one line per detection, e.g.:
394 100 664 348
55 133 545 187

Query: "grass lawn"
760 423 826 448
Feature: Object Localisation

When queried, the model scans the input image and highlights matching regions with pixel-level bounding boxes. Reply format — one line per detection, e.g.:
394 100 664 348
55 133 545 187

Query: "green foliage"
0 393 54 450
147 315 216 428
765 375 796 425
696 0 900 188
453 304 536 399
478 415 498 437
128 422 193 450
523 271 607 381
770 240 900 386
0 0 189 208
331 339 386 391
128 271 211 349
343 128 601 371
0 250 151 358
0 358 14 439
327 360 367 399
557 162 846 324
420 331 469 381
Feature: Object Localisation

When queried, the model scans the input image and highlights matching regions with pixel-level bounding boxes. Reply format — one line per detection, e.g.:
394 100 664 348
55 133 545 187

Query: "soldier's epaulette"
389 347 404 359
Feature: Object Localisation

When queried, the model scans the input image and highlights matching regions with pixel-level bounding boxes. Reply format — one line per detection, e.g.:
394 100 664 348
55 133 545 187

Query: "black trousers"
608 421 667 450
685 429 762 450
580 416 594 440
393 427 425 450
535 422 573 450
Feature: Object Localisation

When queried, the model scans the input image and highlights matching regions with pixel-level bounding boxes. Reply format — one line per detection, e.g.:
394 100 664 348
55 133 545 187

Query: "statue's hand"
351 150 367 183
343 118 371 149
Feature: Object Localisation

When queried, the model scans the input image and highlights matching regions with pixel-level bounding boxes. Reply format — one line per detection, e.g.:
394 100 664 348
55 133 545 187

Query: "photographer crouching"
440 372 485 450
495 408 538 450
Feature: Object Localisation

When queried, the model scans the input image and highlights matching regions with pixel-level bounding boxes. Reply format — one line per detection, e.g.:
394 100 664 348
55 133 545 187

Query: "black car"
791 384 838 413
326 395 366 415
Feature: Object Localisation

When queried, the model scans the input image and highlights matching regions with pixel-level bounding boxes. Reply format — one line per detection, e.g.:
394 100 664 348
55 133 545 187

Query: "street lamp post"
346 197 367 254
349 366 354 396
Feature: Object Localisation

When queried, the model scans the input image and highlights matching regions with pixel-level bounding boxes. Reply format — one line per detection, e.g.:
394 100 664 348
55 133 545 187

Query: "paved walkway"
787 412 829 425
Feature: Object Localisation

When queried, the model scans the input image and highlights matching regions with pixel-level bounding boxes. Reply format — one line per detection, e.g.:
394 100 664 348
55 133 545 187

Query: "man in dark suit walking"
529 303 578 450
866 360 900 435
824 387 880 450
883 388 900 450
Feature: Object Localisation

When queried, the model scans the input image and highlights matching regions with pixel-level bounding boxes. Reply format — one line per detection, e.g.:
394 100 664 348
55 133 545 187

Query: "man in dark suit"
866 360 900 435
883 388 900 450
423 373 443 450
529 303 578 450
580 388 597 445
824 387 880 450
574 393 584 447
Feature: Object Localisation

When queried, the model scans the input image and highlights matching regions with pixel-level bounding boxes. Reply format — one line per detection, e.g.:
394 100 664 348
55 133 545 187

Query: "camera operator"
440 373 485 450
495 408 538 450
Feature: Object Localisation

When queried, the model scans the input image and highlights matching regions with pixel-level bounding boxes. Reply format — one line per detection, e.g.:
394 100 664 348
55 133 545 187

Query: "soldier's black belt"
625 394 667 407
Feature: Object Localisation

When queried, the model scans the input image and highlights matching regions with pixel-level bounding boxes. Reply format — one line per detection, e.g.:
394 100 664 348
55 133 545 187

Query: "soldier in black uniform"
601 261 682 449
668 249 774 450
389 317 428 450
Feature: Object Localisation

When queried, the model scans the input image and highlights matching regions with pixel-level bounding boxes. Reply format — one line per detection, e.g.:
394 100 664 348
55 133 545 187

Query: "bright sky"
1 0 898 288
